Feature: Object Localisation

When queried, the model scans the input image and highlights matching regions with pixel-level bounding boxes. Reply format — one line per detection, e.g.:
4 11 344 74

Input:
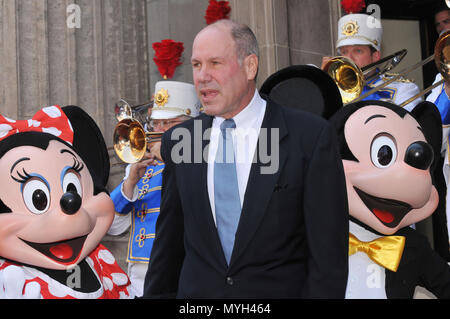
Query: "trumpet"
115 98 152 123
113 99 163 164
323 49 407 104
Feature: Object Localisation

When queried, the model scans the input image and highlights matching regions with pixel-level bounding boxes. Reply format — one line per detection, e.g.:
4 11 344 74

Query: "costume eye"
62 171 82 197
23 179 50 215
371 134 397 168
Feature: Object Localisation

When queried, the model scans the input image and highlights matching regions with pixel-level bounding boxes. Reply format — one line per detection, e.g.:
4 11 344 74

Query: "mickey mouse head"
330 100 442 235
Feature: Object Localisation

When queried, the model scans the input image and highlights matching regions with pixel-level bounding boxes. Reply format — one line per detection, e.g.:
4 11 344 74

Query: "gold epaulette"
381 72 415 83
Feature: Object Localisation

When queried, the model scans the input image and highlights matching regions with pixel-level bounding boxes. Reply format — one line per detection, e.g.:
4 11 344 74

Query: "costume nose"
404 141 434 170
59 192 82 215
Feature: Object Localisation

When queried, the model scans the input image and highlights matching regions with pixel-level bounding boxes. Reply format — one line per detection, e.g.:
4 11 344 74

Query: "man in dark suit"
143 19 349 299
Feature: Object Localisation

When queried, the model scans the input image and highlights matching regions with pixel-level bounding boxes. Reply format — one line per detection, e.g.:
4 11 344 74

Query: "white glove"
0 265 41 299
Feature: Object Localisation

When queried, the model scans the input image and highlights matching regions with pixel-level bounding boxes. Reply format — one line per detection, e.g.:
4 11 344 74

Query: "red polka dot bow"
0 105 74 145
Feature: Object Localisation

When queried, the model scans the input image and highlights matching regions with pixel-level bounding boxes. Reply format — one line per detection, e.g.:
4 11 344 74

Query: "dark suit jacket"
143 98 349 298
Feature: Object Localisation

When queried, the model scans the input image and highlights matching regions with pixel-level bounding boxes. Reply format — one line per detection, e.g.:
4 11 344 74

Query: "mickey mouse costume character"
0 105 133 299
330 100 450 298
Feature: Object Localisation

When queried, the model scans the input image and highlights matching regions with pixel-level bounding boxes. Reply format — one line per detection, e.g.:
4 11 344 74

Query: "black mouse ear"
260 64 342 119
329 101 373 162
62 106 110 189
410 101 443 168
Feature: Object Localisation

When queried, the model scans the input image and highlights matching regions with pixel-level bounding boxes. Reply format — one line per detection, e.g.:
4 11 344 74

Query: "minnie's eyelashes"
71 158 84 173
11 157 83 187
11 168 32 184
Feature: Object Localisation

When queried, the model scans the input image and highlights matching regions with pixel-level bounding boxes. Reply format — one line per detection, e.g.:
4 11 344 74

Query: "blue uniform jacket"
110 162 165 263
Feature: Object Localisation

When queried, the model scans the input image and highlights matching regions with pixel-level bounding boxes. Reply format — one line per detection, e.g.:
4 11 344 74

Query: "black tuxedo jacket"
143 98 349 298
385 226 450 298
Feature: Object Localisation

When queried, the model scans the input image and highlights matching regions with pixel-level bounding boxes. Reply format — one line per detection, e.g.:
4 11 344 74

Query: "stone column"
229 0 341 86
0 0 19 119
287 0 341 67
0 0 151 190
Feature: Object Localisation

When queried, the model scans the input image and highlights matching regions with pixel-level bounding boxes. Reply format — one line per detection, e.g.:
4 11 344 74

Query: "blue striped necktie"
214 119 241 264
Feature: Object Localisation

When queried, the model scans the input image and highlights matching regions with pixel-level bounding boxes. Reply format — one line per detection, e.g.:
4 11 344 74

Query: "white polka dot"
42 106 61 118
27 119 41 127
111 273 128 286
42 127 62 137
0 124 12 138
102 277 113 291
119 290 130 299
98 249 115 265
48 282 68 298
3 117 16 123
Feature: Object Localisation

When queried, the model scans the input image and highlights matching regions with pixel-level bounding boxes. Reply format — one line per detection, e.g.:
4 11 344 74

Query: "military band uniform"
336 13 422 110
108 162 164 297
363 72 421 111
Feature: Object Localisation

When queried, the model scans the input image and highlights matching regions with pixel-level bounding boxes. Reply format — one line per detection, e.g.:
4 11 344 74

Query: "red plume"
341 0 366 14
152 39 184 79
205 0 231 25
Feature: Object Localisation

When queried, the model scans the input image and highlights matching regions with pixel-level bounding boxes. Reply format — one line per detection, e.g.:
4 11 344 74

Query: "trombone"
323 49 407 104
398 29 450 107
324 29 450 106
112 99 163 164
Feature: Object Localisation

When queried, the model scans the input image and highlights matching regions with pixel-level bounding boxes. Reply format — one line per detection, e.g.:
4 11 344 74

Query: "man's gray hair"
231 23 259 63
211 19 259 64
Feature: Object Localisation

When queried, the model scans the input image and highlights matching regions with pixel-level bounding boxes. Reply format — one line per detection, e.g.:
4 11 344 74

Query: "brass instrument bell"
324 56 364 104
435 29 450 83
113 99 162 164
323 49 408 104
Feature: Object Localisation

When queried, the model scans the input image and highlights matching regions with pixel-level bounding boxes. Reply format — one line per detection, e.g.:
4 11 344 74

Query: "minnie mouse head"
0 105 113 270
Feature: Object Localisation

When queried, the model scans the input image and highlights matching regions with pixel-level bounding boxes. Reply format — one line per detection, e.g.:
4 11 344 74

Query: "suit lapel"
190 114 229 266
193 114 215 228
230 100 288 266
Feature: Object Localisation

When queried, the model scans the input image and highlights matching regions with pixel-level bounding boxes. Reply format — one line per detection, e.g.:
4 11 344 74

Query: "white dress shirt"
346 221 387 299
207 89 267 225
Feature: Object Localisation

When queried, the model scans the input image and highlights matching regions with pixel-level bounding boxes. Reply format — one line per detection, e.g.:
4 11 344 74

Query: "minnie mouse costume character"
330 100 450 298
0 105 133 299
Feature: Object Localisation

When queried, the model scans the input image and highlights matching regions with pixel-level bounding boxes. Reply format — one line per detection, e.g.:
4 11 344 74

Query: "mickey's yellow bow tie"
349 233 405 272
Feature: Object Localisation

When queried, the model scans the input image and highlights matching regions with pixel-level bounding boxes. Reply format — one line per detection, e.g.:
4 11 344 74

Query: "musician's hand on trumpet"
321 56 333 70
149 140 163 163
122 152 157 199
